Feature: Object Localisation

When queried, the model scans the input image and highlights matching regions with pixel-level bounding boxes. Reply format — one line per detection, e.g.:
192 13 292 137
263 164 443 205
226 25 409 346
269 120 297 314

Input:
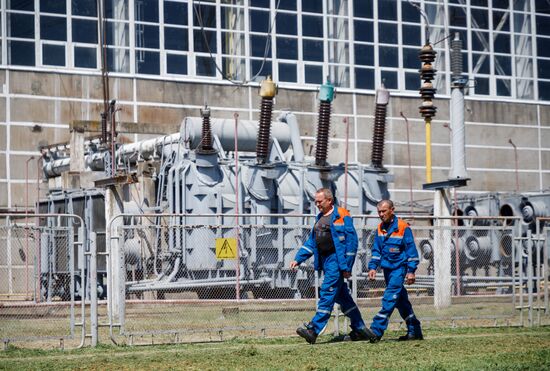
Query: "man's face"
377 203 394 224
315 192 332 214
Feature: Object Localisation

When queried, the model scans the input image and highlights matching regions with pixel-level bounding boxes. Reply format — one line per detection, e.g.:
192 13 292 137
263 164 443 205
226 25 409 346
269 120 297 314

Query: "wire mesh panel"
104 213 549 346
0 214 85 349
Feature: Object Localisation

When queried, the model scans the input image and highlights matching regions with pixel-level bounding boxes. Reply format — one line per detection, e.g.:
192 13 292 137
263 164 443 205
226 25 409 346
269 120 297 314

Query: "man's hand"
290 261 299 270
368 269 377 281
405 273 416 285
342 271 351 279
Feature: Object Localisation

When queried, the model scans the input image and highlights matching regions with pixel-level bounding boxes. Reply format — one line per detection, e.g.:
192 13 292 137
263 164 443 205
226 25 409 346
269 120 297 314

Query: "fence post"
433 189 452 309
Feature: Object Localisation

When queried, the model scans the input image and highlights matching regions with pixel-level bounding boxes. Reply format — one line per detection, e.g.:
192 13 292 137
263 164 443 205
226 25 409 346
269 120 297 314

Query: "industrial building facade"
1 0 549 210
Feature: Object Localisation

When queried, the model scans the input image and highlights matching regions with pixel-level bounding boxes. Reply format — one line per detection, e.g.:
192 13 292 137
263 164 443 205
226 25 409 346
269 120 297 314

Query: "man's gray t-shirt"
315 214 336 256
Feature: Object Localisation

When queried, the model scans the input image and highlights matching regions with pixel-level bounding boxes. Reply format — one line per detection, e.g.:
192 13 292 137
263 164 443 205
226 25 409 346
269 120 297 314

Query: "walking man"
366 199 423 341
290 188 371 344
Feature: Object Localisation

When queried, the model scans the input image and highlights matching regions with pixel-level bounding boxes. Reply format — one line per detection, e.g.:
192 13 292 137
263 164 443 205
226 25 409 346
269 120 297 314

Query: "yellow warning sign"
215 238 237 259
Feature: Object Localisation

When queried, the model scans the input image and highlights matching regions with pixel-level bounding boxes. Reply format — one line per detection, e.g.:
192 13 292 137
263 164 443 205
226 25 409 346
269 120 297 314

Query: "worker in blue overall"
366 199 423 342
290 188 372 344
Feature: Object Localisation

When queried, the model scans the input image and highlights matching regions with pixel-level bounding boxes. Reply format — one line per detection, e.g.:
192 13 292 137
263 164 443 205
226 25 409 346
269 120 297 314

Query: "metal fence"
1 212 548 348
0 214 87 349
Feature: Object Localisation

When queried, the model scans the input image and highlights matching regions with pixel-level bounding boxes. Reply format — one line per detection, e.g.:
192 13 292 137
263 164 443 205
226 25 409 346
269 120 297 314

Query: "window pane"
136 51 159 74
537 38 550 58
402 25 421 46
250 34 270 57
473 53 490 74
381 70 397 89
402 2 420 22
494 33 510 53
471 8 489 29
276 38 297 59
222 57 245 79
378 23 397 44
136 25 159 49
196 56 216 76
354 20 373 42
279 0 296 10
378 0 396 20
538 81 550 100
496 79 511 96
277 13 297 35
9 40 35 66
516 79 533 99
41 16 67 41
194 4 216 28
43 44 65 66
405 72 419 91
251 59 272 78
221 7 244 30
105 1 128 20
250 10 269 32
165 27 188 51
472 32 489 51
194 30 216 52
449 6 467 27
8 0 34 11
303 39 323 62
303 15 323 38
135 0 158 22
355 68 374 89
167 54 187 74
475 77 490 94
495 55 511 76
302 0 322 13
41 0 66 14
536 16 550 36
72 0 97 17
164 1 188 25
379 46 398 67
106 22 129 46
279 63 297 82
354 44 373 66
537 58 550 79
493 11 509 32
73 19 98 44
222 32 245 55
107 48 129 72
353 1 372 18
305 65 323 84
9 13 34 39
250 0 269 7
74 46 96 68
403 48 419 69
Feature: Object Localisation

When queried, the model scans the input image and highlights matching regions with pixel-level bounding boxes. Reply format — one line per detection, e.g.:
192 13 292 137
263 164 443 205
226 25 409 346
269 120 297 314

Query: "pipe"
127 277 272 293
278 112 304 162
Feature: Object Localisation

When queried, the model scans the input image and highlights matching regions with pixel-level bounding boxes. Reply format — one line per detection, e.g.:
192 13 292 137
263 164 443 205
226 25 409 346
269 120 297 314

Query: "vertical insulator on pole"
101 112 107 144
371 84 390 169
256 76 277 164
418 43 437 120
315 81 335 168
451 33 463 81
198 105 215 153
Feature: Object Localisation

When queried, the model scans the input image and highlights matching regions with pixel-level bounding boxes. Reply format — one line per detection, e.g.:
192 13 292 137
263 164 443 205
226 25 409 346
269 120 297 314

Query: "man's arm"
290 227 316 269
403 226 419 284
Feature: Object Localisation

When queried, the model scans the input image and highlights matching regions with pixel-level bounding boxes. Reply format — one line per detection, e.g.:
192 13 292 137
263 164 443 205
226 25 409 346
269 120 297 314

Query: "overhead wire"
192 0 281 86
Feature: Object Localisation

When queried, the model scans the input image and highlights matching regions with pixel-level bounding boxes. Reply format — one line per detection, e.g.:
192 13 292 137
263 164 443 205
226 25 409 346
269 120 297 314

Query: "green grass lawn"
1 326 549 370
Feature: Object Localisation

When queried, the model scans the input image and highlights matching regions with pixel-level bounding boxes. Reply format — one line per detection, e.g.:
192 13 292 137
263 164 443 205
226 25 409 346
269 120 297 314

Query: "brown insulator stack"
197 105 215 153
418 43 437 120
371 84 390 169
256 76 277 164
314 80 335 168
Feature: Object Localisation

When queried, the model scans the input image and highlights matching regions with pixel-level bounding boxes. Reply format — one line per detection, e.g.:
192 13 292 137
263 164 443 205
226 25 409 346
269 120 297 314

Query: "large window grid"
0 0 549 102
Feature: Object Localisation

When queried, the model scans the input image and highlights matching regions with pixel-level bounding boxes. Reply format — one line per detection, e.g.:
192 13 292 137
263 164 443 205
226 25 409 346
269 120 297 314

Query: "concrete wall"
0 69 548 210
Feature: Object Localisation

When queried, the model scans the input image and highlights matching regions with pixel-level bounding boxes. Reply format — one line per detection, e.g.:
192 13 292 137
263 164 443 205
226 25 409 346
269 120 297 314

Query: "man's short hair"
316 188 333 201
377 199 394 209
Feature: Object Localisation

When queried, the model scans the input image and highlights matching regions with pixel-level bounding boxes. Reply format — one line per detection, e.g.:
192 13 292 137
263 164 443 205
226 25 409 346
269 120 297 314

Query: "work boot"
296 324 317 344
348 327 378 342
398 333 424 341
